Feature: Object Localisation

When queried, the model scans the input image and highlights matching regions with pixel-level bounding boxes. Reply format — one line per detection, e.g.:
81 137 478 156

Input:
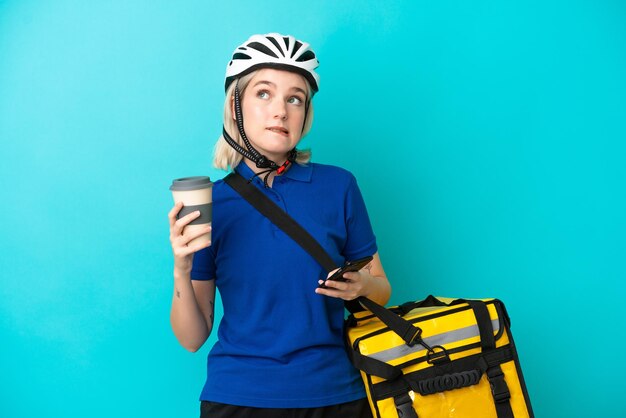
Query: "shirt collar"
234 160 313 183
283 161 313 182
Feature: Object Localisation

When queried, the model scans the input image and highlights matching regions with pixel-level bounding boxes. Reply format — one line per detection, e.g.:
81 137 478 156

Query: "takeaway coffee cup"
170 176 213 247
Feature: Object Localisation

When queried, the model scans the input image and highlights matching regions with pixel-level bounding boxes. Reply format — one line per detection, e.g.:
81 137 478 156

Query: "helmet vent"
232 53 251 60
247 42 279 58
296 50 316 62
290 41 303 58
267 37 285 56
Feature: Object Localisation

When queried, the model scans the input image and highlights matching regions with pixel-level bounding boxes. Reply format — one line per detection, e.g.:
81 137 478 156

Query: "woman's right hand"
168 201 212 274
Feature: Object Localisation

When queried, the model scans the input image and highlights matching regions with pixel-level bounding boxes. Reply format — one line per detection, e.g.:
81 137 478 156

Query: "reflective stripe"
366 319 500 363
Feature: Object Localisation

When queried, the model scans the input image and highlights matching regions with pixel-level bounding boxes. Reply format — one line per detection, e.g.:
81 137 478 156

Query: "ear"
230 95 237 121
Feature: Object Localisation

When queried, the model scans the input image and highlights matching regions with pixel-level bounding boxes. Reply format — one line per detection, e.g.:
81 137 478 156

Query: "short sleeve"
342 175 378 260
190 245 216 281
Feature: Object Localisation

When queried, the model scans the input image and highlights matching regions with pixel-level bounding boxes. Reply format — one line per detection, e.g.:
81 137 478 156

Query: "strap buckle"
394 392 418 418
487 367 511 403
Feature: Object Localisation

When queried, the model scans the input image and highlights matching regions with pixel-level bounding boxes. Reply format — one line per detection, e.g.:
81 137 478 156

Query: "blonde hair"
213 70 314 171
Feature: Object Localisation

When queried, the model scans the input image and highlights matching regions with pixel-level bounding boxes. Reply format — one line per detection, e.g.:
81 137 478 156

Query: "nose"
273 99 287 120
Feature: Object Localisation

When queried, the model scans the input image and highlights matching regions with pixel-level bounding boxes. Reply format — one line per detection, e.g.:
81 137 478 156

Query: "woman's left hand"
314 252 391 306
315 270 372 301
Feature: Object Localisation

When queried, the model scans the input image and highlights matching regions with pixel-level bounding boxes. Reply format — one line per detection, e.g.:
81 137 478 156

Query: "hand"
315 269 372 301
168 202 212 274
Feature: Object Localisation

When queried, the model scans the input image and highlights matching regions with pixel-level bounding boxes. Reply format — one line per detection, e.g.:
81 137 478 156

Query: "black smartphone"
318 255 374 288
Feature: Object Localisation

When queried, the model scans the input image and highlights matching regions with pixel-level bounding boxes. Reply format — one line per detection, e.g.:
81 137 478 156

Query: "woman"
169 33 391 418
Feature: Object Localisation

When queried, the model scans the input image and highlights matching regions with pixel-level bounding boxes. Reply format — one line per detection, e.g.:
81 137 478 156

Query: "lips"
267 126 289 136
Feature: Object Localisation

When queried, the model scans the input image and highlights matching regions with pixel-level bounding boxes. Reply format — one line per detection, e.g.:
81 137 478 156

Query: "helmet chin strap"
222 80 301 187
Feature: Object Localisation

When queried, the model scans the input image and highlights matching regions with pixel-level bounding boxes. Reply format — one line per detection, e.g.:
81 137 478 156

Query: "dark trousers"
200 398 373 418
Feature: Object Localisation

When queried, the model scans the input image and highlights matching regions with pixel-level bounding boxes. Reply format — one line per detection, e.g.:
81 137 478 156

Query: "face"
236 68 309 162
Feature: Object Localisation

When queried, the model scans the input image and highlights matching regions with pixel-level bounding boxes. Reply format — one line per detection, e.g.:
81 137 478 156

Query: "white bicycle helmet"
225 33 320 93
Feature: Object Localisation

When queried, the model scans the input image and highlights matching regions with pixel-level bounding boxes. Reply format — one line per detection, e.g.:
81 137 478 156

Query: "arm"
315 251 391 306
170 272 216 352
168 202 215 352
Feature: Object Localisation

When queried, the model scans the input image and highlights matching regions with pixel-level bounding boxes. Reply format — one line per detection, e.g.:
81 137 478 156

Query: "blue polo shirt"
190 161 377 408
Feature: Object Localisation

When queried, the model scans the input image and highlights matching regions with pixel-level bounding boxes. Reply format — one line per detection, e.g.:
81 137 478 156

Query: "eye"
256 90 270 99
287 95 304 106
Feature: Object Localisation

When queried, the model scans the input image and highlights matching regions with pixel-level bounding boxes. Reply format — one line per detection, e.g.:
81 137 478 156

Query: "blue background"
1 1 624 417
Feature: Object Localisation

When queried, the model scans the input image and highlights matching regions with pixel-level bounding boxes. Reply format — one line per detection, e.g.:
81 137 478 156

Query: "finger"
315 286 339 297
181 225 212 246
178 239 212 257
189 238 212 253
341 271 361 282
326 268 340 280
173 233 212 257
173 210 203 232
315 285 356 301
319 278 348 292
172 223 210 248
168 202 185 226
